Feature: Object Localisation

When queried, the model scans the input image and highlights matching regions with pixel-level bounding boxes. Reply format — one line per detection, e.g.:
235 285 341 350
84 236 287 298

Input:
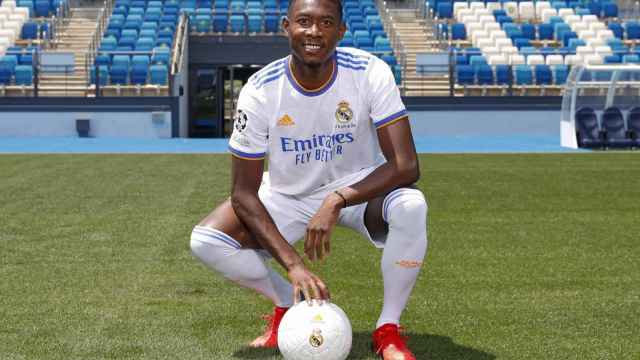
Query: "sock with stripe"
376 188 428 328
190 226 294 308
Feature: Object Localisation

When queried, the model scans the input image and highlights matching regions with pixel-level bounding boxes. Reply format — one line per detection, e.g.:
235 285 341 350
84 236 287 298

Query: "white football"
277 300 352 360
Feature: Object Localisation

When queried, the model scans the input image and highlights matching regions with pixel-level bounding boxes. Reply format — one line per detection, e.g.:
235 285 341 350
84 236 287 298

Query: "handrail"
171 13 189 76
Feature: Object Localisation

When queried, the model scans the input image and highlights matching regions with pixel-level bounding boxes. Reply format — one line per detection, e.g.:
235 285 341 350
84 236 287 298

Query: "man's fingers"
315 277 330 300
316 232 324 261
293 285 301 304
324 232 331 258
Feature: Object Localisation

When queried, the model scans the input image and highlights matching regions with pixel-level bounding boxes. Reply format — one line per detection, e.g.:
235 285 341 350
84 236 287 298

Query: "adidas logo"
277 114 295 126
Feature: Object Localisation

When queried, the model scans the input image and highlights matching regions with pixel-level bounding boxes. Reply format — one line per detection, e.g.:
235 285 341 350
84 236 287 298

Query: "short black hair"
287 0 344 22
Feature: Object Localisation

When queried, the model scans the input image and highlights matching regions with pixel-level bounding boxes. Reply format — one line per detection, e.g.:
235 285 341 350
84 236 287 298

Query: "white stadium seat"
457 9 474 22
478 15 495 27
0 8 12 18
527 55 545 65
466 22 483 33
585 37 605 47
0 37 10 49
482 47 500 57
1 0 16 10
571 22 588 34
477 38 494 49
518 2 535 21
535 1 552 17
558 8 575 19
474 8 492 16
595 46 613 56
584 54 603 65
13 6 29 18
495 38 513 50
503 2 518 18
0 45 6 57
484 22 501 33
589 22 606 32
510 54 525 65
472 30 489 44
470 2 486 12
564 15 581 27
578 29 595 39
486 2 502 12
564 54 583 65
576 45 594 57
596 29 615 40
501 46 519 56
460 13 478 24
540 8 557 23
488 54 509 65
581 15 598 25
546 55 564 65
454 3 469 18
489 29 507 42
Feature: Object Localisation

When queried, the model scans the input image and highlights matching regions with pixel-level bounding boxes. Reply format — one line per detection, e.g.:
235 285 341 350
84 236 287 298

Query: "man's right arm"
230 155 330 301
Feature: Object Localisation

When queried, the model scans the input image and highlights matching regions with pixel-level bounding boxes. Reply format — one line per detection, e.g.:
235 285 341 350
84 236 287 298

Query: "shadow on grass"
232 331 495 359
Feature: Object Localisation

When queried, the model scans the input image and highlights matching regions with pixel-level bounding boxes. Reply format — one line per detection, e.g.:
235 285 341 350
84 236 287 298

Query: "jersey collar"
285 53 338 97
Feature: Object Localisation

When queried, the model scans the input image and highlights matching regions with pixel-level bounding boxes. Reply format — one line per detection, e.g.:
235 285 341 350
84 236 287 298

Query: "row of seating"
576 106 640 148
90 55 169 86
0 52 35 85
433 0 619 20
456 63 569 85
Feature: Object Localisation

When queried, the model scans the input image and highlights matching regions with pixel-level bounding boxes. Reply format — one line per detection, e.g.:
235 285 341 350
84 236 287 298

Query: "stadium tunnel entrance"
188 35 289 138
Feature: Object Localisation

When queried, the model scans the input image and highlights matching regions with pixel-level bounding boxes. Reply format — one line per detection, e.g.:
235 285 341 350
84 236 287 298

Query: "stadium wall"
0 97 179 138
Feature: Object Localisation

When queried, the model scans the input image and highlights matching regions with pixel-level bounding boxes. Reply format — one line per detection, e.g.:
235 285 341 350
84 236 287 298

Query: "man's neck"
289 56 335 90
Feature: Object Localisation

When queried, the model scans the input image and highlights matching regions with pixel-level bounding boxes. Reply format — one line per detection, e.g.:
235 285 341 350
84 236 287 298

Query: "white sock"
376 188 428 329
190 226 294 308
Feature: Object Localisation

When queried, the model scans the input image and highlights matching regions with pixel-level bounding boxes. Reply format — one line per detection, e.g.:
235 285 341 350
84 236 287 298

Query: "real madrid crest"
233 109 248 133
309 329 324 348
335 101 353 124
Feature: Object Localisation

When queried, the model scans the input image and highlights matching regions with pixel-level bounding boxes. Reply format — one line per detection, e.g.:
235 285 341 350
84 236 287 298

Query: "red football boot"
248 306 289 348
372 323 417 360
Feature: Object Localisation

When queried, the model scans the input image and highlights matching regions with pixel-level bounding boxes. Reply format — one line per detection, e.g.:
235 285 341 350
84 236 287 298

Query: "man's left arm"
304 117 419 261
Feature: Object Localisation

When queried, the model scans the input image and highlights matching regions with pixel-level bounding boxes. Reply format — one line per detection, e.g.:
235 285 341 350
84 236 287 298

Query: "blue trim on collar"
285 54 338 97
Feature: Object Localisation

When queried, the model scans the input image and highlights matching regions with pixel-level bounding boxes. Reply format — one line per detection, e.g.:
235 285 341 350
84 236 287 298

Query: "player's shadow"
231 331 495 359
350 331 496 360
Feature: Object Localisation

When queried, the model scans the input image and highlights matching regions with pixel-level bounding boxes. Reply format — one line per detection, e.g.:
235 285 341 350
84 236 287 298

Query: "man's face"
283 0 346 68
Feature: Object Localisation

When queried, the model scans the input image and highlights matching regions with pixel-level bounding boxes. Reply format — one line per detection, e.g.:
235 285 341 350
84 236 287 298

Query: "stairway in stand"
386 8 450 96
38 8 101 97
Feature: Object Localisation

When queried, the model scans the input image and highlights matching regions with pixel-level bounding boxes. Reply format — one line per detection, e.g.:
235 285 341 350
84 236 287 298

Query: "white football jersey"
228 47 407 196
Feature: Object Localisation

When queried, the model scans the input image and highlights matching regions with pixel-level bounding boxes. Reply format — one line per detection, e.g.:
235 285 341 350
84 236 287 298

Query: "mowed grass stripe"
0 154 638 360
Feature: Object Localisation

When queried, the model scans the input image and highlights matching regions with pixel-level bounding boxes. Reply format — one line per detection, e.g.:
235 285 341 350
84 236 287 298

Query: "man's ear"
282 16 290 35
337 20 346 40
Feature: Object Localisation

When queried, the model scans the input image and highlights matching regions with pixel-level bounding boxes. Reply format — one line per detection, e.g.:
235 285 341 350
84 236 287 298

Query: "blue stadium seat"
456 65 474 85
437 2 452 18
264 11 280 33
604 55 621 64
0 56 17 85
213 14 229 32
469 55 487 71
451 23 466 40
151 47 171 65
628 107 640 147
521 23 536 40
230 14 245 32
495 65 511 85
588 1 601 16
35 0 51 17
135 38 155 51
354 30 374 50
623 54 640 63
608 23 624 39
374 37 392 53
96 54 111 67
575 107 603 148
553 65 569 85
100 37 118 51
21 22 39 40
131 55 150 85
150 64 169 85
339 31 354 47
110 55 131 85
538 23 554 40
476 64 494 85
514 65 533 85
562 31 577 47
603 3 618 18
568 38 586 51
534 64 552 85
381 54 397 67
626 22 640 40
602 107 633 148
247 9 263 33
91 65 109 86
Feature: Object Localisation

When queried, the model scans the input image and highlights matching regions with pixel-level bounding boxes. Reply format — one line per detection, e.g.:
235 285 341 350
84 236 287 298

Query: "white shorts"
258 166 387 249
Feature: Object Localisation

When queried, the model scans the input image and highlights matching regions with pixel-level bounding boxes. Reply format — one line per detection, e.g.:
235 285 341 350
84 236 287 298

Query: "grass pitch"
1 153 639 360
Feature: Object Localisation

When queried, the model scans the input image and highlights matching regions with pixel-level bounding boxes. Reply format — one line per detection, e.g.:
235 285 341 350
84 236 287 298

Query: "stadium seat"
91 65 109 86
151 47 171 65
495 64 511 85
514 64 533 85
150 64 168 85
575 107 603 148
601 107 633 148
264 11 280 33
534 64 552 85
553 64 569 84
627 107 640 147
626 22 640 40
456 64 475 85
110 55 130 85
476 64 494 85
603 3 618 18
451 23 466 40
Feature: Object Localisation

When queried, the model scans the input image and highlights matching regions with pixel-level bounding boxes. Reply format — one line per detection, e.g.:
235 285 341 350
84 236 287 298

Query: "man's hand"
288 264 330 303
304 192 343 262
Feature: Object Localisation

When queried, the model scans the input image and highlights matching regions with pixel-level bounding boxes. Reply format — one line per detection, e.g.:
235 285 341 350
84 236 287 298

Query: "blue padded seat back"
15 64 34 85
553 64 569 84
495 64 511 85
601 107 626 140
534 64 552 85
150 64 169 85
514 64 533 85
575 107 602 147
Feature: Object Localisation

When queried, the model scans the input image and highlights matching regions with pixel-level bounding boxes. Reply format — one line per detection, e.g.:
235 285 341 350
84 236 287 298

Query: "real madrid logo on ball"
335 101 353 124
233 109 248 133
308 329 324 348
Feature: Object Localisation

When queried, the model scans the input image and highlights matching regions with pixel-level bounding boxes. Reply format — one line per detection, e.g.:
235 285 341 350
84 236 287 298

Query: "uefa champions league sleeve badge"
234 109 248 133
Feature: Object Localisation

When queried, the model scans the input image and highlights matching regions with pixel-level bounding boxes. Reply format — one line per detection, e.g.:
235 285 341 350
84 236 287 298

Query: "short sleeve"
228 83 268 160
366 57 408 129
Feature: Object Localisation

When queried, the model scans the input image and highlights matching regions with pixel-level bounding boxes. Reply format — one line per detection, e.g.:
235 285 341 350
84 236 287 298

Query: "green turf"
1 154 639 360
